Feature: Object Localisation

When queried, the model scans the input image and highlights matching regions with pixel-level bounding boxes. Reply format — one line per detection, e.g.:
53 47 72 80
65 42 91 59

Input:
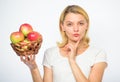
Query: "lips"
73 34 80 37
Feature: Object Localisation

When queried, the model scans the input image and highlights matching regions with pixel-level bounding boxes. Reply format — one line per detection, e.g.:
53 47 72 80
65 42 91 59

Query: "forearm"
20 55 43 82
69 59 89 82
30 67 43 82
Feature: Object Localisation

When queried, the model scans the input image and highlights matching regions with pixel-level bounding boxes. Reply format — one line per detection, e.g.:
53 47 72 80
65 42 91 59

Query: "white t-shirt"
42 46 107 82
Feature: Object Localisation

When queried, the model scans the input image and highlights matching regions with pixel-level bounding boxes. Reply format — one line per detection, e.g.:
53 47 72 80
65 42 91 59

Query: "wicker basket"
11 39 42 56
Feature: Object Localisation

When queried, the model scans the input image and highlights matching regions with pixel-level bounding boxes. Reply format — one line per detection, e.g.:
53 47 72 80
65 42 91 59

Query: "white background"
0 0 120 82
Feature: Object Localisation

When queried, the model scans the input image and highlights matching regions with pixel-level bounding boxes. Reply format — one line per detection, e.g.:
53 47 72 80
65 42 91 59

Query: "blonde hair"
57 5 90 48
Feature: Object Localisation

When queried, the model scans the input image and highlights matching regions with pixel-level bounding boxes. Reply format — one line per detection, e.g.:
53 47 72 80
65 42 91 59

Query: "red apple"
27 31 42 41
19 23 33 37
10 32 24 44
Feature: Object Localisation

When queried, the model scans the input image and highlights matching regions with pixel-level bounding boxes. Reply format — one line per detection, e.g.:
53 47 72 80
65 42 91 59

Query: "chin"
72 39 80 42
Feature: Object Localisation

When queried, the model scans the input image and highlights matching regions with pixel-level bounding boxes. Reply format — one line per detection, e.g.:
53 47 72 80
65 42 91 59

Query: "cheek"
80 25 87 33
64 27 72 33
65 29 73 37
65 30 72 36
79 28 86 37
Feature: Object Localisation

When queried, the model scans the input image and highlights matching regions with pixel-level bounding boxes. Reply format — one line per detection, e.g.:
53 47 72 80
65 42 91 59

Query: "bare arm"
69 59 88 82
43 66 53 82
88 62 107 82
66 40 107 82
30 67 43 82
20 55 43 82
20 55 53 82
69 58 107 82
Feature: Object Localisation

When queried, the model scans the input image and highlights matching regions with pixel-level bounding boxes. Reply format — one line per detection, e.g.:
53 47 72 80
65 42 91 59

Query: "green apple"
10 31 24 44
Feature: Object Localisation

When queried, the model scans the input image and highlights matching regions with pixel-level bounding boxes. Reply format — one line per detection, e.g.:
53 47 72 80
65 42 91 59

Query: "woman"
20 5 107 82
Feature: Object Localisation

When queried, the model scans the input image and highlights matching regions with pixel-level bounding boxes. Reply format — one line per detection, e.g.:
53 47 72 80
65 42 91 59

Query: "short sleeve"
42 50 52 69
94 50 107 64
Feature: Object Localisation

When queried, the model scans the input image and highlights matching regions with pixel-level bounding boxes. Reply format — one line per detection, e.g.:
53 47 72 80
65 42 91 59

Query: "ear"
85 23 88 30
61 23 65 31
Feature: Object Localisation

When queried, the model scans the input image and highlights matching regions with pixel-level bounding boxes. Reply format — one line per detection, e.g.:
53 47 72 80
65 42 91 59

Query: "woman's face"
62 13 88 42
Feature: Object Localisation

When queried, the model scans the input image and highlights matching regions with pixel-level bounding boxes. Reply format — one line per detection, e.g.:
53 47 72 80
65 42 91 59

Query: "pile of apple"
10 23 42 55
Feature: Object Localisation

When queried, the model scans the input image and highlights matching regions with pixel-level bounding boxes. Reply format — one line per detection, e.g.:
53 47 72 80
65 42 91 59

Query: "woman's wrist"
30 64 38 70
68 58 76 64
28 61 38 70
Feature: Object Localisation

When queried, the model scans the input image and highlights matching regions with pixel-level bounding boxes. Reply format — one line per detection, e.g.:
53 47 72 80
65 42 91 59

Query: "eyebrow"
79 20 86 22
65 20 86 23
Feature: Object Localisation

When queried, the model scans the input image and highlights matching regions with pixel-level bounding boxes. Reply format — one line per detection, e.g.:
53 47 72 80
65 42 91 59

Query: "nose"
73 25 79 32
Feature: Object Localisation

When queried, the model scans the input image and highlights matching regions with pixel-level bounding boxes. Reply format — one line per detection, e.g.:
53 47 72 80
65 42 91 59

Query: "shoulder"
87 45 107 60
89 45 107 64
88 45 106 54
45 46 58 53
44 46 59 57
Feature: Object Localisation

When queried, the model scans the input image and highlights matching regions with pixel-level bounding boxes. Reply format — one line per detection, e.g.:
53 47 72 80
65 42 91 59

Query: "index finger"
75 38 81 48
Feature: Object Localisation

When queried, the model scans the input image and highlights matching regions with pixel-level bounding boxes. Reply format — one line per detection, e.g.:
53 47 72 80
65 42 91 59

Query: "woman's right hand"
20 54 38 70
21 55 43 82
